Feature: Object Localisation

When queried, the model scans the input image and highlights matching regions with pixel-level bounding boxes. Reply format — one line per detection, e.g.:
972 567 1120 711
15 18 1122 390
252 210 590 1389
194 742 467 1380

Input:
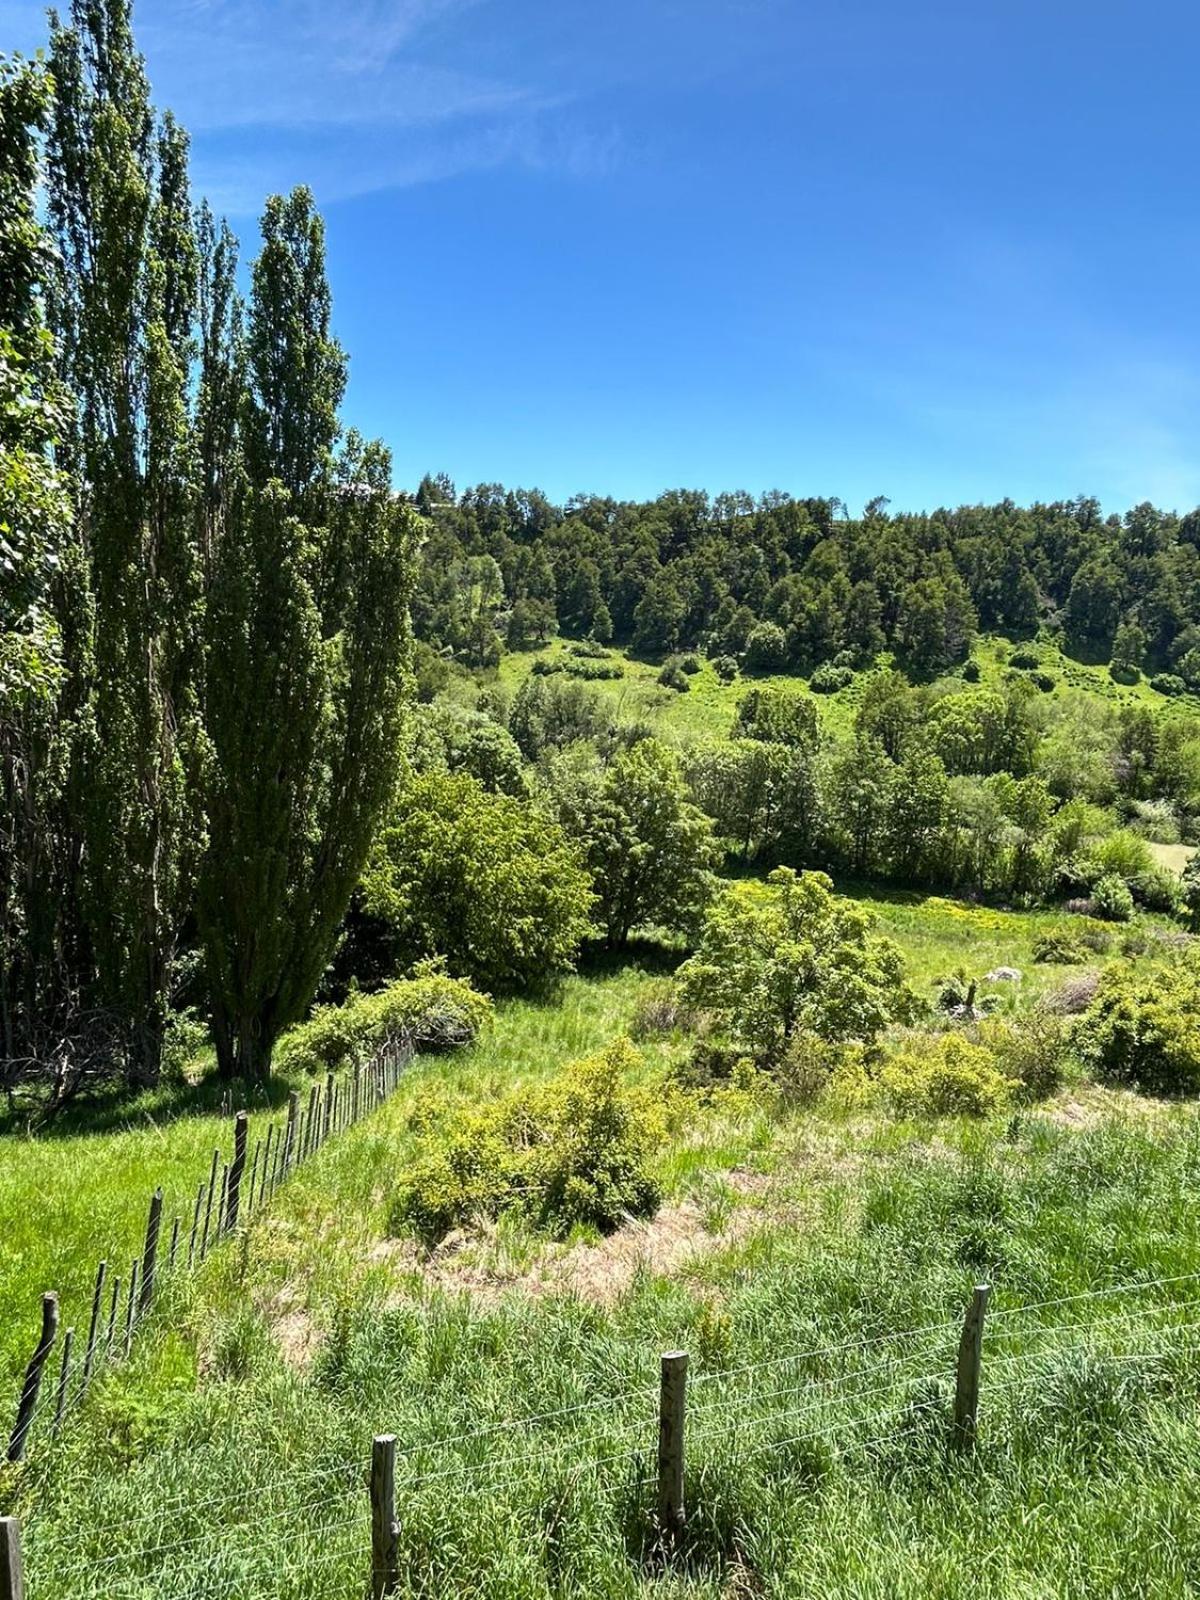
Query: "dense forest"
409 477 1200 687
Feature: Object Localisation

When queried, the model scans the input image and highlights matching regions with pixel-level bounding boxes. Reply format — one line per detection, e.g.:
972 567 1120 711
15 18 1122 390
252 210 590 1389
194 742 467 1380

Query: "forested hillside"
410 478 1200 688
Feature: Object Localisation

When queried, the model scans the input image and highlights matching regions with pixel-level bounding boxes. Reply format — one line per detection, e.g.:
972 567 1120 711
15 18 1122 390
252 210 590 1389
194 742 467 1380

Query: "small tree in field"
677 868 913 1064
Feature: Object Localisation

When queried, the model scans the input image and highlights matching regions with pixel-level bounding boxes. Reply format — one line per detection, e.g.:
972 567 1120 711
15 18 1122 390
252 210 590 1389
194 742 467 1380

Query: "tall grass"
9 1099 1200 1598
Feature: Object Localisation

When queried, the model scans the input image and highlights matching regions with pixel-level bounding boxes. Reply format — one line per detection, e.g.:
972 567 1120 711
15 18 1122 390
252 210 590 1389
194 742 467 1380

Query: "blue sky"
5 0 1199 513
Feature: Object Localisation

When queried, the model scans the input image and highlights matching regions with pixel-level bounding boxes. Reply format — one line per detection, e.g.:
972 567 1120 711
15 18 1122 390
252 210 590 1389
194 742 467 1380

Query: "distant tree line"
409 479 1200 686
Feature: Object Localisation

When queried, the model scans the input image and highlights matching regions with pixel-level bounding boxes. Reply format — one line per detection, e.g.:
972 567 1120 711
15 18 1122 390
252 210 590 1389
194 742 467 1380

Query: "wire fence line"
4 1039 414 1470
8 1273 1200 1600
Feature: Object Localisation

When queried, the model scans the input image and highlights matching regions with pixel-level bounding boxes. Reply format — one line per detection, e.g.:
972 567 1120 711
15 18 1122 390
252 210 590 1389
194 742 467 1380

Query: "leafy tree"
688 738 820 864
198 192 419 1080
360 770 594 991
677 868 912 1064
46 0 204 1080
886 748 950 881
551 739 718 947
732 684 819 748
823 734 894 876
744 619 789 672
0 57 80 1079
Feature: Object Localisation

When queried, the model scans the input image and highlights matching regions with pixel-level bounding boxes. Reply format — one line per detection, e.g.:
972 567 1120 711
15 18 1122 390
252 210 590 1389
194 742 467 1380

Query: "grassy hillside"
9 983 1200 1598
492 632 1200 750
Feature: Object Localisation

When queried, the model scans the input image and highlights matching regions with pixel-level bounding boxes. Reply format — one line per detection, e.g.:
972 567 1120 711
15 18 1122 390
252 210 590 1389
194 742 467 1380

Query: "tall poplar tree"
199 188 419 1081
45 0 204 1081
0 57 80 1075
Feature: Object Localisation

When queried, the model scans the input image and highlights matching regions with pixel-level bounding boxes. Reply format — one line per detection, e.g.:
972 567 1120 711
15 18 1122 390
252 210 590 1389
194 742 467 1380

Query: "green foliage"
1091 873 1135 922
1075 964 1200 1095
550 738 718 947
657 657 690 692
1033 929 1086 964
732 684 819 747
360 770 594 991
389 1038 667 1243
810 661 853 693
276 970 492 1078
879 1033 1016 1117
678 869 913 1064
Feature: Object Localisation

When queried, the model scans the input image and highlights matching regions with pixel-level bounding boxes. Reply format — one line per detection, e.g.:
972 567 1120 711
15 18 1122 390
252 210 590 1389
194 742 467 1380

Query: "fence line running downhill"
3 1038 413 1473
5 1267 1200 1598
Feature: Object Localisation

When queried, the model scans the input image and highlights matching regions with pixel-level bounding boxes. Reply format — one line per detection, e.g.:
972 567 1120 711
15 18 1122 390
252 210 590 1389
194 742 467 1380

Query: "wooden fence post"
1 1517 24 1600
953 1283 991 1452
53 1327 74 1428
8 1292 59 1462
323 1072 335 1143
371 1433 399 1598
226 1111 249 1231
139 1188 164 1316
82 1261 107 1392
657 1350 688 1545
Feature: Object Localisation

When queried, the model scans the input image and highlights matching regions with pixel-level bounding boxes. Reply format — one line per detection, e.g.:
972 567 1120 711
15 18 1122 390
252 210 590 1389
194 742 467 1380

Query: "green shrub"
879 1034 1016 1118
1109 662 1141 685
810 662 853 694
389 1039 670 1244
1032 670 1058 693
960 658 981 682
1009 646 1041 669
1033 929 1086 964
679 652 702 675
713 654 738 682
563 656 623 681
979 1008 1073 1102
1151 672 1186 697
1091 874 1134 922
278 971 492 1077
658 659 690 692
1130 864 1183 915
1075 964 1200 1095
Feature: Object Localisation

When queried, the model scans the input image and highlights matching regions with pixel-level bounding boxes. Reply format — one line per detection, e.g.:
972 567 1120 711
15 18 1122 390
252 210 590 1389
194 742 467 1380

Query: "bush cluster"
389 1038 671 1244
879 1034 1017 1117
277 972 492 1078
1074 963 1200 1095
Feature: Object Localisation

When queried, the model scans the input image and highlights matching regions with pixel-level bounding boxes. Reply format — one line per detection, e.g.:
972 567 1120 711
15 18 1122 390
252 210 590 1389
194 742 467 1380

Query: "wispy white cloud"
1 0 620 208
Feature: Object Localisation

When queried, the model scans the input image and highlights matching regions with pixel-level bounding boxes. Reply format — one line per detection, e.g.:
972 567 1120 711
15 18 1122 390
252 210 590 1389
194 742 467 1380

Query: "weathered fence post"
247 1139 261 1219
53 1327 74 1428
953 1282 991 1452
188 1181 205 1268
82 1260 107 1391
139 1188 164 1316
657 1350 688 1545
8 1292 59 1461
323 1072 335 1143
305 1084 320 1157
1 1517 24 1600
370 1433 399 1598
226 1111 249 1231
169 1215 181 1272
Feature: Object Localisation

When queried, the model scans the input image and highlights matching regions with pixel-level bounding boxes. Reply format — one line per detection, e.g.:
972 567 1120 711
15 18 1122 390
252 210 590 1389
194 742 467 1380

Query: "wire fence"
6 1270 1200 1599
3 1038 413 1471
